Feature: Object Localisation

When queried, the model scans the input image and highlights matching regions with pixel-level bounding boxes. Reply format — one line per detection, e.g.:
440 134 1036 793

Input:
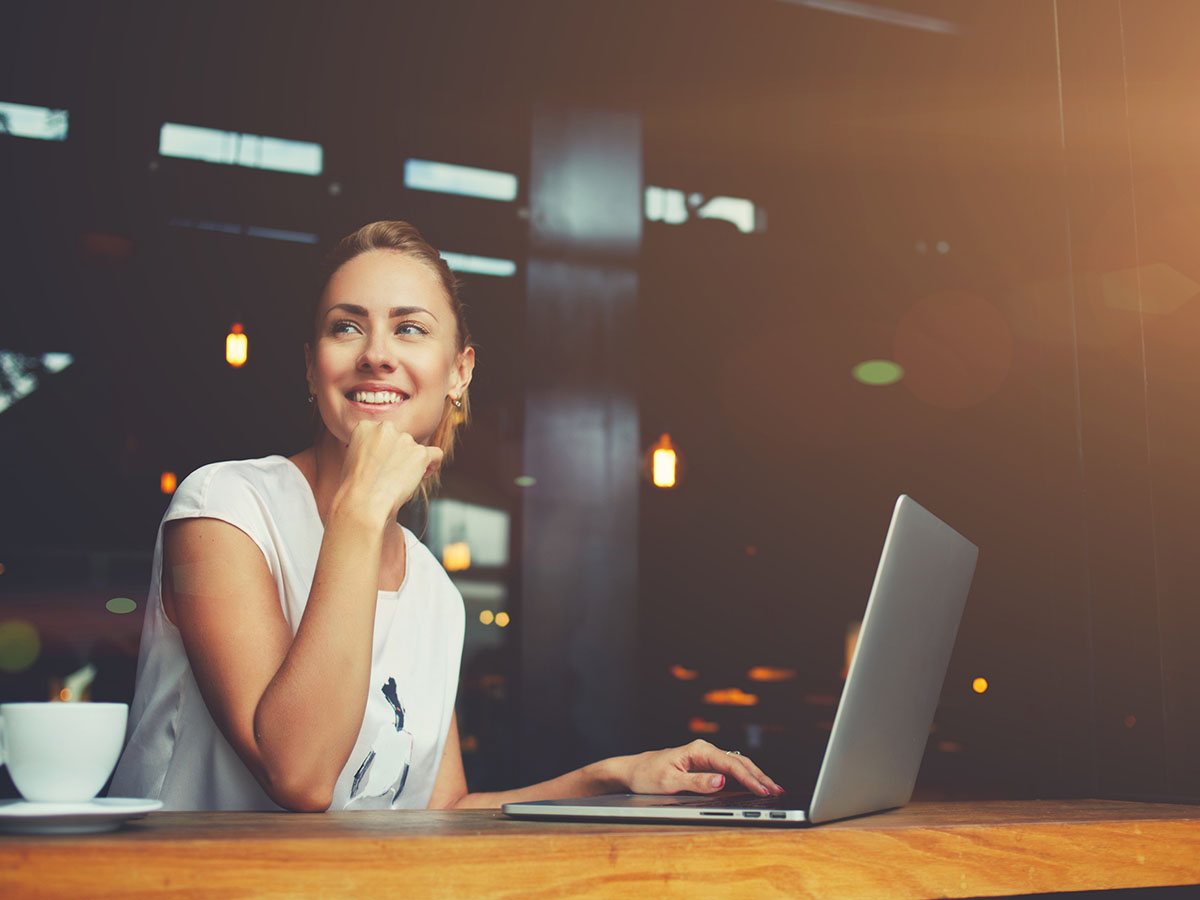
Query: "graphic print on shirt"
347 677 414 809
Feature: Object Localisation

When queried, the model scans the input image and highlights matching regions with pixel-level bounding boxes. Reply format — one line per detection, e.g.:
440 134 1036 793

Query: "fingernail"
711 775 724 789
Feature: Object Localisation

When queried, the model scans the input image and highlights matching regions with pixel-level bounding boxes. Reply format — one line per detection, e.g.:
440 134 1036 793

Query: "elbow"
254 752 335 811
428 791 467 810
265 776 335 813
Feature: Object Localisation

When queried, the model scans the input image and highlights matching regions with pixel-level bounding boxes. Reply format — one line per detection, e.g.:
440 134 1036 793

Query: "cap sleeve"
162 461 278 575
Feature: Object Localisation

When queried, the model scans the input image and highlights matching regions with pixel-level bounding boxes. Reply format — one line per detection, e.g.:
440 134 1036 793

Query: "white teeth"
353 390 403 404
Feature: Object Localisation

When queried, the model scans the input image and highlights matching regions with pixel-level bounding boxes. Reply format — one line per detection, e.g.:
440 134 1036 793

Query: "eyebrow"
327 303 440 321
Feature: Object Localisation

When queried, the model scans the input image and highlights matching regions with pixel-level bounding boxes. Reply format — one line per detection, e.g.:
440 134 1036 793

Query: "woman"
111 221 782 811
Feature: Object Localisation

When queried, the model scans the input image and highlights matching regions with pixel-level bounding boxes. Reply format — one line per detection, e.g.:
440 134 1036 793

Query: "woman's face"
306 250 473 447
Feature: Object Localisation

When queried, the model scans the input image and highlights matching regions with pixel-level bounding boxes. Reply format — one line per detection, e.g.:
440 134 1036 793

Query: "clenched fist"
336 421 443 529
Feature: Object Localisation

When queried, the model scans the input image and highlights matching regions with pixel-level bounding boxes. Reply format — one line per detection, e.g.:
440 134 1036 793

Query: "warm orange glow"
669 664 699 681
687 717 720 734
936 740 964 753
59 688 71 702
0 563 5 575
972 677 989 694
747 666 797 683
443 541 471 572
479 610 494 626
226 323 248 367
702 687 759 707
651 434 677 488
160 472 177 494
495 611 510 628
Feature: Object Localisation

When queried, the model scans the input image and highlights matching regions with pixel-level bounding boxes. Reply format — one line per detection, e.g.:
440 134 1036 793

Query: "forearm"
252 504 383 809
447 755 636 809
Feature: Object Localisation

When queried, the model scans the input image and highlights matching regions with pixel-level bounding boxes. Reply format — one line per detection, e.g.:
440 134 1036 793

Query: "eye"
396 322 430 336
330 319 362 335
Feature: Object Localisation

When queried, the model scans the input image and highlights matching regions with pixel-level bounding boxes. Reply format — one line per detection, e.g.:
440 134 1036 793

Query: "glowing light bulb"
651 434 677 488
443 541 471 572
226 323 248 367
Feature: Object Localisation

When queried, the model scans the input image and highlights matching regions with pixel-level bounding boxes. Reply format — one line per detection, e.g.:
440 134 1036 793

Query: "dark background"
3 0 1199 804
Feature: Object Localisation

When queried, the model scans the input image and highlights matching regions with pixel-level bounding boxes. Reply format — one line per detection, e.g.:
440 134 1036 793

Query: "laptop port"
769 811 787 819
743 811 761 818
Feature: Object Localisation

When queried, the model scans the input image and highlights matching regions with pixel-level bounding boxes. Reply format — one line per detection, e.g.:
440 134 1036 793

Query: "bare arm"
165 510 382 810
426 712 783 810
165 422 440 811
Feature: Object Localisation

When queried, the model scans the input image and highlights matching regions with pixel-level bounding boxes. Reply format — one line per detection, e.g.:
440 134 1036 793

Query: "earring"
307 394 314 405
451 395 462 409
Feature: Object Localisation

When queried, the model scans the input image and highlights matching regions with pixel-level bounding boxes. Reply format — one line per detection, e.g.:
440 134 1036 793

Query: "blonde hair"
316 221 473 491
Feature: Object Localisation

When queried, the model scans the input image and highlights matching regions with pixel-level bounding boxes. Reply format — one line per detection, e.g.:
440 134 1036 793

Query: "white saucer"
0 797 163 834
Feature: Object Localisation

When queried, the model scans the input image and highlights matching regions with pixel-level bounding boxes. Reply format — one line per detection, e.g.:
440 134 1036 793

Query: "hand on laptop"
617 740 783 797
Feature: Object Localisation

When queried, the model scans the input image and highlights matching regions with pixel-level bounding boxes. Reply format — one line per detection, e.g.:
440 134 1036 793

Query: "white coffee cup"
0 702 128 803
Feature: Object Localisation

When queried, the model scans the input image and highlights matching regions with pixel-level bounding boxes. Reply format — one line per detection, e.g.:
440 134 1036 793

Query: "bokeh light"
479 609 494 625
443 541 471 572
851 359 904 386
495 611 510 627
972 677 989 694
106 597 137 614
669 664 699 681
702 687 759 706
161 471 177 494
650 434 677 488
226 323 248 367
0 619 41 673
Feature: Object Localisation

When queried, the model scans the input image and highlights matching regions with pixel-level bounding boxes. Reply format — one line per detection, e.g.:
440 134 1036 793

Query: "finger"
686 772 727 794
704 749 780 796
726 753 783 795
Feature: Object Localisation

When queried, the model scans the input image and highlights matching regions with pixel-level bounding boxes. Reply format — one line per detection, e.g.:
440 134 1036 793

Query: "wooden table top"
3 799 1200 899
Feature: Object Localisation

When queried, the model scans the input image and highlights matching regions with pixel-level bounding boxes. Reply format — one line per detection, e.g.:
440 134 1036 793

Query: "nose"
358 330 396 372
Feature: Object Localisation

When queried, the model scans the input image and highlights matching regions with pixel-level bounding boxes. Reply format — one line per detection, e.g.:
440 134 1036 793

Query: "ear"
304 342 316 396
450 346 475 399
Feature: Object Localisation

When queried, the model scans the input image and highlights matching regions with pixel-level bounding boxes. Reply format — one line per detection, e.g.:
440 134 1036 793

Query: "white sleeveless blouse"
109 456 464 811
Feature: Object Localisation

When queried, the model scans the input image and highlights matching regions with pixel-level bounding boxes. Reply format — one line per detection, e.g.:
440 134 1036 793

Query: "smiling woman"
108 221 782 812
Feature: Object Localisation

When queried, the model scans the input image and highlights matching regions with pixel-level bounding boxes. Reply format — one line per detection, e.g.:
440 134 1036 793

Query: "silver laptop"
502 494 978 826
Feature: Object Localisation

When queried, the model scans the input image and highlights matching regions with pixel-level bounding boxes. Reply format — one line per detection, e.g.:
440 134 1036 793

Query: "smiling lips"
347 389 409 406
